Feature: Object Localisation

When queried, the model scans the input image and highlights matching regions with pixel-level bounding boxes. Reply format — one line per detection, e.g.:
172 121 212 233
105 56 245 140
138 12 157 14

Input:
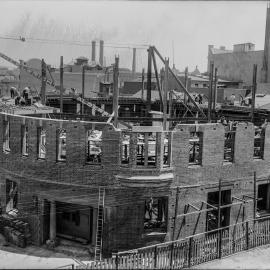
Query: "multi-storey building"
0 111 269 257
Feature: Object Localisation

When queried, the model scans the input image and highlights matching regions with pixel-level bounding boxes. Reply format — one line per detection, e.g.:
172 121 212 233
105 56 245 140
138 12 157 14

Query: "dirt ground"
0 234 90 269
194 244 270 269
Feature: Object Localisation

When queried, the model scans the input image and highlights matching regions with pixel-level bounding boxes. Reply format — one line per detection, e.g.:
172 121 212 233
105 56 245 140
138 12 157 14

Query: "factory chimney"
132 48 136 74
91 41 96 62
99 40 104 67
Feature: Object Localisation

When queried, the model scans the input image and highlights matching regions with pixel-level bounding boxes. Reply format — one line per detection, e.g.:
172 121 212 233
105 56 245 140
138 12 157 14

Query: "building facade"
0 113 269 256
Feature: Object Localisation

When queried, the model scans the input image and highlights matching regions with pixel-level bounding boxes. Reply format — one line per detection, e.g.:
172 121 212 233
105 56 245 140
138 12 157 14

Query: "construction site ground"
194 244 270 269
0 234 91 269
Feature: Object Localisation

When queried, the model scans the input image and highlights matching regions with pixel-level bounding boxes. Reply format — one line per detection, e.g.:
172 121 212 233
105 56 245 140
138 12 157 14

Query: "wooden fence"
76 216 270 269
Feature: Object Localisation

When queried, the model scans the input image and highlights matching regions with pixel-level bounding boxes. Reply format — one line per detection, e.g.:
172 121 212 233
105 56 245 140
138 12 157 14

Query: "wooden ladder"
94 187 105 261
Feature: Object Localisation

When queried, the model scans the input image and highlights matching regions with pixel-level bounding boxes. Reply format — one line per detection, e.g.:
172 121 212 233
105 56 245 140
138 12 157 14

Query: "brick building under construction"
0 111 268 257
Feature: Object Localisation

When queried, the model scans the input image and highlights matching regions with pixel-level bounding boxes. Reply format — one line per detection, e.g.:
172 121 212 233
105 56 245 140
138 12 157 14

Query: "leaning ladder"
94 187 105 261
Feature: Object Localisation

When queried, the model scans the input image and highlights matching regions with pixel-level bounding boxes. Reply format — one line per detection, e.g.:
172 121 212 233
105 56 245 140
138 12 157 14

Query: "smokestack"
99 40 104 67
132 48 136 74
91 41 96 62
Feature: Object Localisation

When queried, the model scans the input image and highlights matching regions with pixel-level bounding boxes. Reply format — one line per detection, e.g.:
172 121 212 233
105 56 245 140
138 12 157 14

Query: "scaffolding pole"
60 56 64 113
251 64 257 123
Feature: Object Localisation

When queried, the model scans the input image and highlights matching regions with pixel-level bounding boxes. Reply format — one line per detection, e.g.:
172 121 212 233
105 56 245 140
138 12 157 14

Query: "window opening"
38 128 46 159
136 133 157 167
3 121 10 153
254 128 265 159
224 130 235 163
144 197 167 233
57 129 66 162
121 132 130 164
189 131 203 165
6 179 18 217
86 130 102 164
21 125 29 156
206 190 231 232
257 184 270 216
163 132 172 167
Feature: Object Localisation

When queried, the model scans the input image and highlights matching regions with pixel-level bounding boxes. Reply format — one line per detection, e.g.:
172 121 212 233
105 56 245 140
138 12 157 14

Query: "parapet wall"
172 122 270 187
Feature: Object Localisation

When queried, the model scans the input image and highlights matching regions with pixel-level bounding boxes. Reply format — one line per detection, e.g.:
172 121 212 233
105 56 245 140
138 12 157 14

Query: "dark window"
121 132 130 165
254 128 265 159
224 130 235 162
62 212 70 221
144 197 167 233
72 211 80 226
206 190 231 232
86 130 102 164
189 131 203 165
257 184 270 215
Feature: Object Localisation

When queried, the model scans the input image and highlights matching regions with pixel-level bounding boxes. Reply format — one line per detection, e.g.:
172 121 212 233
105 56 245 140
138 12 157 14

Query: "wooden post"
113 56 119 128
218 178 222 259
246 221 249 250
81 65 85 115
208 61 214 122
151 50 163 110
154 246 158 268
184 67 188 104
213 67 218 111
60 56 64 113
254 171 257 220
141 68 145 100
168 90 173 130
169 242 174 268
146 46 152 119
41 59 46 105
251 64 257 123
163 58 169 130
188 237 193 268
172 187 180 240
115 253 119 270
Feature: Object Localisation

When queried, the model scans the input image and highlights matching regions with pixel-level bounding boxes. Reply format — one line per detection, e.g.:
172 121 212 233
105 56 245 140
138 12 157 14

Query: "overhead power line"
0 35 149 50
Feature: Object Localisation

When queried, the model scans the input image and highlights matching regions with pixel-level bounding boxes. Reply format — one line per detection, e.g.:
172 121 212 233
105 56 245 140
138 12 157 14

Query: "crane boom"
0 52 55 87
0 52 115 119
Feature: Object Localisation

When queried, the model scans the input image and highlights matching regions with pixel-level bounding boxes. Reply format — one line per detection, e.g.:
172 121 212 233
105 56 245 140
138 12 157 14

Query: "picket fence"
75 217 270 269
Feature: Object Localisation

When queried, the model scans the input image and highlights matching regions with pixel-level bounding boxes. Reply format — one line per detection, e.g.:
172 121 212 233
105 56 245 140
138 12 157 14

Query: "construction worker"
229 94 236 105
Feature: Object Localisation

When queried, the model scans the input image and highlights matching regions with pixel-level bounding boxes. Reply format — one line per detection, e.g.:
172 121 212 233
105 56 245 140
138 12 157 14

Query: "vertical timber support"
141 68 145 100
81 65 85 115
60 56 64 113
163 58 169 130
113 56 119 128
254 171 257 220
41 59 46 105
208 61 214 122
251 64 257 123
49 200 56 242
213 67 218 111
146 46 152 122
218 178 222 259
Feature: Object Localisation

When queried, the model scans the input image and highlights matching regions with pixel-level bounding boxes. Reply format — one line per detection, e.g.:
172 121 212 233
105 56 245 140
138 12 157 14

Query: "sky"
0 1 268 73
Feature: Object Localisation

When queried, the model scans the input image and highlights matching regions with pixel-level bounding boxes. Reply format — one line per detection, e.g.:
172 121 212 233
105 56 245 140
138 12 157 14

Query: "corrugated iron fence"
77 217 270 269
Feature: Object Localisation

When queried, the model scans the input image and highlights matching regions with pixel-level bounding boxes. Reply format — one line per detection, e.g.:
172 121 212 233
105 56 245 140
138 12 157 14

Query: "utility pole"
146 46 152 120
208 61 214 122
41 59 46 105
81 65 85 115
213 67 218 111
163 58 169 130
251 64 257 123
60 56 64 113
113 56 119 128
184 67 188 104
141 68 145 100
